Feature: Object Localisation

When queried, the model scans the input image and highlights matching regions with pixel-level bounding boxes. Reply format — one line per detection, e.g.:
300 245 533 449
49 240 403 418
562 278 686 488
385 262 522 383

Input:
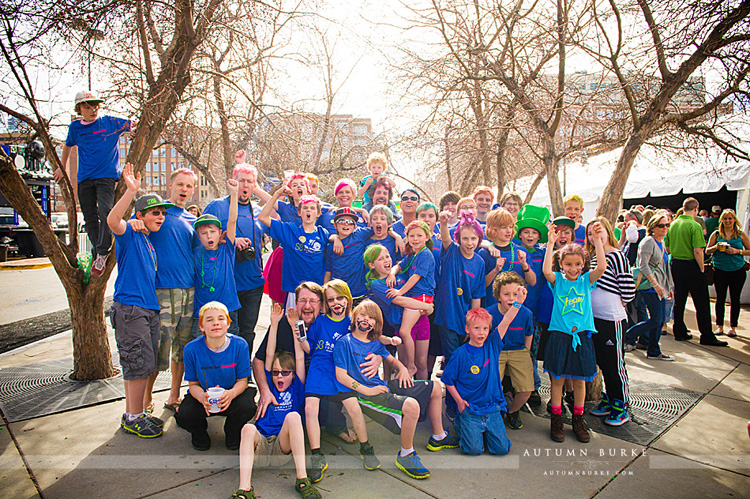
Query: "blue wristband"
512 301 522 309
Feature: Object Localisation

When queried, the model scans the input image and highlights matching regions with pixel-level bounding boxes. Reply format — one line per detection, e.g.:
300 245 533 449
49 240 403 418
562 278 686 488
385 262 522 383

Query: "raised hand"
270 302 284 325
121 163 141 192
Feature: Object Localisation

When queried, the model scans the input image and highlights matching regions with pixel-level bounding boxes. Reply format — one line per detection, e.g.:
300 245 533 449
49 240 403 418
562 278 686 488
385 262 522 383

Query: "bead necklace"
142 234 157 271
200 247 217 292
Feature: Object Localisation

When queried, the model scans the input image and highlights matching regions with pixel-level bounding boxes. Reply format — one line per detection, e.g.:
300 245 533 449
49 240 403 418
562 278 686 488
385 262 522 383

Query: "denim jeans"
626 291 664 357
230 285 264 358
454 408 511 455
78 178 116 256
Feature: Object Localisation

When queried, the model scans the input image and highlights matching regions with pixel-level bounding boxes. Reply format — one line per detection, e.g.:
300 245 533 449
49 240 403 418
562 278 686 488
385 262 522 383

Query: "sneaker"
144 414 164 427
426 433 459 451
120 414 162 438
191 430 211 451
308 454 327 483
91 253 109 277
646 353 674 361
395 451 430 479
226 435 240 451
506 410 523 430
294 478 321 499
528 390 542 405
232 489 256 499
590 392 611 417
571 414 591 443
550 413 565 442
623 344 637 352
604 399 631 427
360 443 381 470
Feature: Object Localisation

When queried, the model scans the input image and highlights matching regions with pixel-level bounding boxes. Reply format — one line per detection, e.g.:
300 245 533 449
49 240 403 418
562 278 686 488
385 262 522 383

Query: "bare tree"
0 0 223 380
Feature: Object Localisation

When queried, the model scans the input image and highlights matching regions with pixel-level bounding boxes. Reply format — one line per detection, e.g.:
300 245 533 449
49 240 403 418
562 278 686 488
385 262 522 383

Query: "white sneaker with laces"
91 253 109 277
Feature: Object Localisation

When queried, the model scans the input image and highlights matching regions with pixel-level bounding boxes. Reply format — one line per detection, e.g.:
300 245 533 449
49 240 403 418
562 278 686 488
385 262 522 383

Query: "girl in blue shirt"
293 279 353 483
234 302 320 499
386 220 436 377
542 222 607 444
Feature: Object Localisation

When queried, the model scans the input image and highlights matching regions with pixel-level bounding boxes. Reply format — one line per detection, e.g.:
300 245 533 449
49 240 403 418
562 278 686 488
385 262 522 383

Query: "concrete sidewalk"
1 298 749 499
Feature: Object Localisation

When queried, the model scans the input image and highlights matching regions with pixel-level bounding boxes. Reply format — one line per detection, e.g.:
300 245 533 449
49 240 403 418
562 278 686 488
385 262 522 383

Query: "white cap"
74 91 104 108
711 205 721 214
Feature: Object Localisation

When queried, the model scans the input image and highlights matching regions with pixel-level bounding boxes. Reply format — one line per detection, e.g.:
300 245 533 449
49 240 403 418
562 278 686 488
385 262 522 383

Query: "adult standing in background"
706 209 750 338
704 206 721 239
665 197 727 346
392 188 420 236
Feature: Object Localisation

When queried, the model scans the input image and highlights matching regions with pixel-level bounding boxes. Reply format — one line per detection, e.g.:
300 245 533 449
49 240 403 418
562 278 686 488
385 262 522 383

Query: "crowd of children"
62 91 714 499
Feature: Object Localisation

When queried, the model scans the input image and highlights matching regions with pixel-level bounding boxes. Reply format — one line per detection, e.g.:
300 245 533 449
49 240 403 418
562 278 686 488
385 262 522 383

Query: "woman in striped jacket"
585 217 635 427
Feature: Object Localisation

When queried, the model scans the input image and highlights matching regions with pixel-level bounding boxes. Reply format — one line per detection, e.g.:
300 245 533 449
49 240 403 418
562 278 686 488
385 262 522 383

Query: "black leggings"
714 268 747 327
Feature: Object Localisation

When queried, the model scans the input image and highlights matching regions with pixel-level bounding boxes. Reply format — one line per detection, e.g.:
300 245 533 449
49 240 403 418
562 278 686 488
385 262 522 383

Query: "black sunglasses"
271 370 293 377
655 223 670 228
401 195 419 202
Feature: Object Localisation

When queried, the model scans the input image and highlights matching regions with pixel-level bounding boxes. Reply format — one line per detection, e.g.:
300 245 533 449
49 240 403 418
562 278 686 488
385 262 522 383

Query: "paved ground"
1 279 749 498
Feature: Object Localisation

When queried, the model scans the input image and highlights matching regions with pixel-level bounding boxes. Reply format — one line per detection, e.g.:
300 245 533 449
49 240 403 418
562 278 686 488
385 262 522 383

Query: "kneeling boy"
442 287 527 455
233 303 320 499
333 300 457 480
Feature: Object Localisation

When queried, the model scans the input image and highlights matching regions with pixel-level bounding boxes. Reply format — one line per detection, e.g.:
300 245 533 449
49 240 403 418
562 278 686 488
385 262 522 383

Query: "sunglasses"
335 218 356 226
655 223 670 228
147 209 165 216
401 195 419 202
271 370 293 377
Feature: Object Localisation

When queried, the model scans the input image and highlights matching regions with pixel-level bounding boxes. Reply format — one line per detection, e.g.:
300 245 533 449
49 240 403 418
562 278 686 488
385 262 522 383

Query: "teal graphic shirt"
547 271 597 350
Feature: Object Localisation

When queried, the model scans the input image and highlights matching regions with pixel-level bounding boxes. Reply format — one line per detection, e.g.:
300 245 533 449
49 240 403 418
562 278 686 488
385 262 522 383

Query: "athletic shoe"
295 478 321 499
360 443 381 470
604 399 631 427
91 253 108 277
590 392 611 417
572 414 591 443
232 488 256 499
395 451 430 479
144 414 164 427
623 344 637 352
121 414 162 438
506 410 523 430
646 353 674 361
191 430 211 451
426 433 459 451
528 390 542 405
550 413 564 442
308 454 327 483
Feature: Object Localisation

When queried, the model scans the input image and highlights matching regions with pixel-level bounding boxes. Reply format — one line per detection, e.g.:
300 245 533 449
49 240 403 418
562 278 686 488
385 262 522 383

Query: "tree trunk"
585 368 603 402
524 169 547 205
596 131 647 222
542 138 564 216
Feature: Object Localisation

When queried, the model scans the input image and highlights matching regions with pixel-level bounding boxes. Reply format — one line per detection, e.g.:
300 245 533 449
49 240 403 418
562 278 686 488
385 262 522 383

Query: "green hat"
194 214 222 229
515 204 551 243
134 193 173 215
552 216 576 230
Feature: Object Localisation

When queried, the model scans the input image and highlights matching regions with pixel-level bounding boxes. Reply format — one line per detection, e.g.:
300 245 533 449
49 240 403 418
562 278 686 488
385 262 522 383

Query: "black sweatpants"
593 318 629 404
176 388 257 445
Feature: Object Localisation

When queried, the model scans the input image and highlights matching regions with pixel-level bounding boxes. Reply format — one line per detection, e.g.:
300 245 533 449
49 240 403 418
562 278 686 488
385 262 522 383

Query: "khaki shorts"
156 288 194 370
255 433 293 468
499 348 534 393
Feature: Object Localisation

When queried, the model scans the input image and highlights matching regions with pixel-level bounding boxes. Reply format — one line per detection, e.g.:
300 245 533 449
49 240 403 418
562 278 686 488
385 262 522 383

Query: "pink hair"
466 307 492 328
334 179 356 196
298 195 320 206
232 150 258 180
287 173 309 191
453 212 484 245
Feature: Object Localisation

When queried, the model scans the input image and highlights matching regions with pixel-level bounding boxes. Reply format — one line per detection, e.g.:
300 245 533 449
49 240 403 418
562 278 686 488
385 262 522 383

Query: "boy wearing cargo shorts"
107 163 171 438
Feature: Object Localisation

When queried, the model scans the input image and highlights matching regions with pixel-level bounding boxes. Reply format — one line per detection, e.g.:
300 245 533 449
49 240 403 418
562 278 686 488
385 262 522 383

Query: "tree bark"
596 131 648 222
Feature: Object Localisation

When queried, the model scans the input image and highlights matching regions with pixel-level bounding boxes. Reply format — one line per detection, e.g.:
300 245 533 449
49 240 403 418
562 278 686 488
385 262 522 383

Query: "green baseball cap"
193 214 222 230
552 216 576 229
134 194 173 215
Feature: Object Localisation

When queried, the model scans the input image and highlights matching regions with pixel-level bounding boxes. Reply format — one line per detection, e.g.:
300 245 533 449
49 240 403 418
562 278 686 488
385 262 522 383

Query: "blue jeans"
454 408 511 455
626 291 664 357
438 325 464 418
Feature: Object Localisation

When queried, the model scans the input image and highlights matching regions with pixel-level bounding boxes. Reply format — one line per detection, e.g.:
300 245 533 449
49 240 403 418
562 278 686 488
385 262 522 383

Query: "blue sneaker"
396 451 430 479
426 433 459 451
604 399 630 426
590 392 611 417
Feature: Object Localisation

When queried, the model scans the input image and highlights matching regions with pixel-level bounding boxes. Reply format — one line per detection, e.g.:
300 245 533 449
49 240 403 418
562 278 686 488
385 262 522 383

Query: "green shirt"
665 215 705 260
705 216 720 238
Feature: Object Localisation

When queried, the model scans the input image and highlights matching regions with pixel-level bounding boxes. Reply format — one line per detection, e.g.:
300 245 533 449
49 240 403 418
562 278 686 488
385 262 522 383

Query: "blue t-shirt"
479 242 530 308
333 333 391 392
113 224 159 310
317 208 367 233
574 224 587 246
434 242 486 334
398 248 436 298
366 234 401 261
367 277 405 328
149 205 197 289
522 245 546 317
441 332 507 416
305 314 351 396
325 227 374 298
487 304 534 351
255 370 305 438
204 197 268 291
65 116 130 183
548 271 597 346
183 334 251 391
270 219 329 293
193 241 241 316
277 200 302 226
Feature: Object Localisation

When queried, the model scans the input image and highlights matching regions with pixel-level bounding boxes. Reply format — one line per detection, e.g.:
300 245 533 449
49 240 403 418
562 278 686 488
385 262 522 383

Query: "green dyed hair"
363 244 389 288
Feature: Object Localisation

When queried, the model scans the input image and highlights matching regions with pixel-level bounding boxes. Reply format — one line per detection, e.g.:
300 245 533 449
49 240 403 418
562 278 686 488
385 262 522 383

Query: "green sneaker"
360 442 381 470
395 451 430 479
426 433 459 451
506 410 523 430
120 414 162 438
231 488 256 499
308 453 327 483
295 478 321 499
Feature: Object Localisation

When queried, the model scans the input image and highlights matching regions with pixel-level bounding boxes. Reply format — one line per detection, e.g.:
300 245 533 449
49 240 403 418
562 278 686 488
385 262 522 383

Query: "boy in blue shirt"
190 179 241 338
486 272 535 430
233 303 320 499
106 163 171 438
441 291 526 456
57 91 134 276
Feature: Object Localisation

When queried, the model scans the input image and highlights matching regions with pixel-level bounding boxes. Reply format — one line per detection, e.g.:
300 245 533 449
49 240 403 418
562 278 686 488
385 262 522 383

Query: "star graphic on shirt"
559 286 584 316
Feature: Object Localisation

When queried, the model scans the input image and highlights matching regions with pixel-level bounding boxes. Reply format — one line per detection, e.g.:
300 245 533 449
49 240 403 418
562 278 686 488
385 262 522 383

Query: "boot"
550 413 565 442
572 414 591 443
